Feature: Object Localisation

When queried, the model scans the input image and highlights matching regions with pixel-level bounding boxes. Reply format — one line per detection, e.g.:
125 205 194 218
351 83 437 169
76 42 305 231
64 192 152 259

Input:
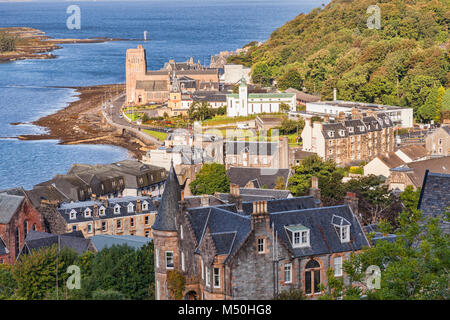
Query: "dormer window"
348 127 354 133
114 204 121 214
84 208 92 218
99 206 106 216
359 126 365 131
339 130 345 137
127 203 134 213
69 210 77 220
328 131 334 138
142 201 149 211
331 215 351 243
285 225 310 248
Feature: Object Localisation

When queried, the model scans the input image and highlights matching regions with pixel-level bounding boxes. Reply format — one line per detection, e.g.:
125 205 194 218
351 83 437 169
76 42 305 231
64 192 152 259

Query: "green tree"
273 287 306 300
190 163 230 195
288 155 345 206
251 62 272 87
279 102 291 113
418 86 440 123
188 101 214 121
0 264 16 300
278 68 303 90
274 176 286 190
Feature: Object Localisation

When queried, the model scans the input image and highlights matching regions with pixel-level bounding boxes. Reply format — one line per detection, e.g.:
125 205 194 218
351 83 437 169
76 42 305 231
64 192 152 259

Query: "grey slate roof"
418 171 450 220
0 193 24 224
20 230 91 256
91 235 152 251
217 188 292 202
227 167 291 189
152 163 181 231
344 119 366 135
363 116 382 132
322 122 348 139
186 198 368 262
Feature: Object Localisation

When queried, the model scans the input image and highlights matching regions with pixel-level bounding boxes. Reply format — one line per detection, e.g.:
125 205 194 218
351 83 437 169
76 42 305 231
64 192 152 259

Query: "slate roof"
240 196 318 215
217 188 292 202
363 116 382 132
227 167 291 189
379 152 405 168
225 141 279 156
91 235 152 251
0 193 24 224
57 196 155 223
418 171 450 220
344 119 366 135
442 126 450 135
186 199 368 263
322 122 348 139
20 230 92 256
391 156 450 187
136 80 168 92
152 163 181 231
24 185 69 209
376 113 393 128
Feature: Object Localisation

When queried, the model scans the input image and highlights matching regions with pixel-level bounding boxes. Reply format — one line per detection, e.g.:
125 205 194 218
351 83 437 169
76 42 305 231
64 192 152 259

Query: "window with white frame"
99 206 106 216
213 268 220 288
348 127 354 133
166 251 174 269
180 225 184 239
114 204 121 214
340 225 350 243
332 215 351 243
328 131 334 138
284 263 292 283
84 208 92 218
127 203 134 213
87 224 92 233
287 225 310 248
69 210 77 220
334 256 343 276
142 201 148 211
257 238 265 254
205 267 210 287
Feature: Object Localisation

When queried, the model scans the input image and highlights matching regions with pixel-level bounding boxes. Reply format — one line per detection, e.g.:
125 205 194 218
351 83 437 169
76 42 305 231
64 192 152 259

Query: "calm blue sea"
0 0 321 189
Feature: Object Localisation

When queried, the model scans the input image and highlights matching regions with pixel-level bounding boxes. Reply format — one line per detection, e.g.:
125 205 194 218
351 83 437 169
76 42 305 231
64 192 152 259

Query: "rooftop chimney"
251 200 269 229
309 176 321 206
229 183 242 211
323 114 330 123
344 192 359 217
337 111 346 123
136 199 142 213
201 194 209 207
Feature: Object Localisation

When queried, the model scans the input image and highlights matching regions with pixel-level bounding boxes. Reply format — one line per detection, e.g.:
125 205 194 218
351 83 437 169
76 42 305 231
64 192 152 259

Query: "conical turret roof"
152 162 181 231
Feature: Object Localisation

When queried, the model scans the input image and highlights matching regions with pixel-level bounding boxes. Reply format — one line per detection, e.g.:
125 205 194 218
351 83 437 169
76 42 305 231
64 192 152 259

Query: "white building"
226 78 296 117
305 101 413 128
222 64 251 84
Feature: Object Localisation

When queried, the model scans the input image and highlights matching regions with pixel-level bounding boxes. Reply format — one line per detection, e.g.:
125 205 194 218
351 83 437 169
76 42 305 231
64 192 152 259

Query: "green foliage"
442 89 450 111
274 176 286 190
273 287 307 300
349 166 363 175
0 264 16 300
329 209 450 300
0 32 16 52
91 289 126 300
238 0 449 110
400 185 421 213
12 246 77 300
167 270 186 300
188 101 214 121
288 155 345 206
279 102 291 113
251 62 272 87
190 163 230 195
278 117 303 135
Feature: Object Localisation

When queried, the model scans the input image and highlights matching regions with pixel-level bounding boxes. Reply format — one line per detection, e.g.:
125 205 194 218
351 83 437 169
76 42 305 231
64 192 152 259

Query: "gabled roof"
397 145 428 161
378 152 405 168
225 141 279 156
394 156 450 187
0 193 24 224
21 230 91 256
227 167 290 189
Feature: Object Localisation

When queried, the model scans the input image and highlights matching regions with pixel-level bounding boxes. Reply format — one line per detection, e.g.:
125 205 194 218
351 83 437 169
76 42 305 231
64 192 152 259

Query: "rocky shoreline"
14 84 150 159
0 27 129 62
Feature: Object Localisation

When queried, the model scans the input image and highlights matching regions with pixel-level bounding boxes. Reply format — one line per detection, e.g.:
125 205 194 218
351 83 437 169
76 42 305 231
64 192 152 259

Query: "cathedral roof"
152 162 181 232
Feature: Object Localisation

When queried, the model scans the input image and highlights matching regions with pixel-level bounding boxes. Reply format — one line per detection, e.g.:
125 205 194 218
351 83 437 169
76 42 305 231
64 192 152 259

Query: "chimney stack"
251 200 269 229
93 204 99 217
344 192 359 217
252 200 268 215
323 114 330 123
309 176 321 206
201 194 209 207
229 183 242 211
136 199 142 213
333 88 337 101
337 111 346 123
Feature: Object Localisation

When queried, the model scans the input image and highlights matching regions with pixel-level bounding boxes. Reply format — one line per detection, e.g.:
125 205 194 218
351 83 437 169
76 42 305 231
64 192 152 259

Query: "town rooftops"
216 188 292 202
322 122 348 139
226 92 295 99
227 167 291 189
0 193 24 224
91 235 152 251
186 198 369 263
391 156 450 187
312 100 405 111
284 88 320 103
397 145 428 162
24 185 69 209
379 152 406 169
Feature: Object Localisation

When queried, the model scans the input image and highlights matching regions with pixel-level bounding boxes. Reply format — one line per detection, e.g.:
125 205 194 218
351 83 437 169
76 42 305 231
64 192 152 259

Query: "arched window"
305 259 321 295
23 221 28 240
32 224 36 231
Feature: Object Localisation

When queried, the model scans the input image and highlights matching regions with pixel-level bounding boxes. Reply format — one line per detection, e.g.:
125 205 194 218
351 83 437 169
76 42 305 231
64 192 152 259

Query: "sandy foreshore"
14 84 149 159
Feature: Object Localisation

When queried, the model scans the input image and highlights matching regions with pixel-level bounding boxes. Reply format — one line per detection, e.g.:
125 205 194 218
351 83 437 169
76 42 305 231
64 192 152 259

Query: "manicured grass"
143 129 168 141
202 115 258 126
124 112 141 122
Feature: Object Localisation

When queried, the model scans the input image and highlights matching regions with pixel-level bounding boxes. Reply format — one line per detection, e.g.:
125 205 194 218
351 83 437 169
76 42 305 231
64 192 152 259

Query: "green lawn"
143 129 168 141
124 112 142 122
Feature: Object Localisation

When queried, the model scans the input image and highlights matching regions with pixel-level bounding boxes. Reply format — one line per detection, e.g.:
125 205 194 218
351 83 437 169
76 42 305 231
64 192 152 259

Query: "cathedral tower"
126 45 147 104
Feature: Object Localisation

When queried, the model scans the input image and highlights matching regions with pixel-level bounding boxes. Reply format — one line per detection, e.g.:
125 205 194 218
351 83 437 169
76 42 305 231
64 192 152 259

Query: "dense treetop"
229 0 449 121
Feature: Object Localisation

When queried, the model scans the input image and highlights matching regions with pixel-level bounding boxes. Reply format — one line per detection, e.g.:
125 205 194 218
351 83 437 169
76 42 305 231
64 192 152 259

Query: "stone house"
364 152 405 179
301 109 395 166
153 164 369 300
425 126 450 157
224 139 289 169
0 190 45 264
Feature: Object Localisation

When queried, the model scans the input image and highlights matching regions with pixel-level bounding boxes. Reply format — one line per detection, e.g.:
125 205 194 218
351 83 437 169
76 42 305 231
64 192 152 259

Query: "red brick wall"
0 198 44 264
